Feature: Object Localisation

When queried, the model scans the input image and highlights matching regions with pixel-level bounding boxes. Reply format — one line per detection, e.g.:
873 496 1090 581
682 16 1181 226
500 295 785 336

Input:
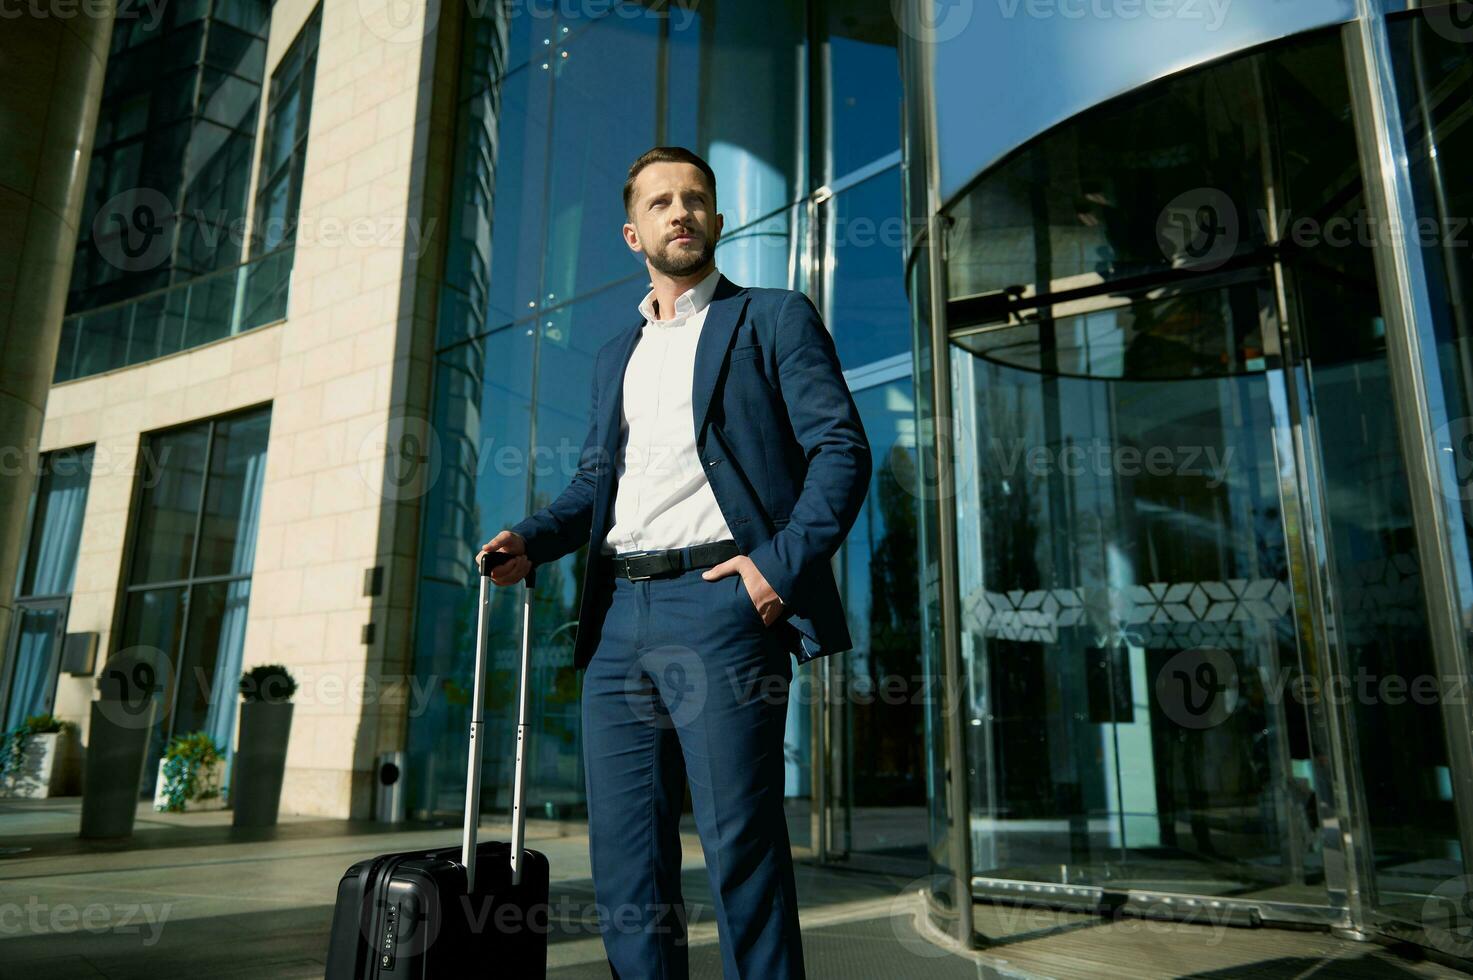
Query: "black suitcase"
324 552 549 978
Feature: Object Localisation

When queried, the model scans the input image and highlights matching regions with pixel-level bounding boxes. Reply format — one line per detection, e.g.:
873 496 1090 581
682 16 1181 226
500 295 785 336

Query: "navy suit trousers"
581 561 805 979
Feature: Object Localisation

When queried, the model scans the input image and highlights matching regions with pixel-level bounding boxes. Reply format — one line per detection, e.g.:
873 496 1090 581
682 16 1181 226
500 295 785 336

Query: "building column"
0 8 114 680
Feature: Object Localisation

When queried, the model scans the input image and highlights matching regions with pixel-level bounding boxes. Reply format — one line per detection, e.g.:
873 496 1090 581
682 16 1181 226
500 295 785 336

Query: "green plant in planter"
157 731 224 812
239 663 298 704
0 713 77 781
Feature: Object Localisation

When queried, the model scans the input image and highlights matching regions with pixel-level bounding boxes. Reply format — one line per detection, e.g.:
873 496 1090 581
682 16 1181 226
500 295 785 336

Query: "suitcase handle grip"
478 548 536 588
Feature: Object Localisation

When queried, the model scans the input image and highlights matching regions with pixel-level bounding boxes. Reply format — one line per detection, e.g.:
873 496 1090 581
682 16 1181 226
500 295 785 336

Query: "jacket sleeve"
745 290 872 607
508 352 605 565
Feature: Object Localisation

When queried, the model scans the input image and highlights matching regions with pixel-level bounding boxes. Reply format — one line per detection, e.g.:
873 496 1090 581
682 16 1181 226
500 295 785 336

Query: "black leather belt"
609 540 740 580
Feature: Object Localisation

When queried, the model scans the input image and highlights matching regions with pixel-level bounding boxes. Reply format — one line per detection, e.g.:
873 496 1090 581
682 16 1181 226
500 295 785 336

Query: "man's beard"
647 233 715 277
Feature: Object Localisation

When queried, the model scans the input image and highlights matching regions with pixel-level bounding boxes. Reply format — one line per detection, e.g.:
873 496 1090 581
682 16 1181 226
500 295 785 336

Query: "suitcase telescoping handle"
465 551 536 892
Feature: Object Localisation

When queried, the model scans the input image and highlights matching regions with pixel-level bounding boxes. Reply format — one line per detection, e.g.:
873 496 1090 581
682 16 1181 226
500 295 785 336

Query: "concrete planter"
0 729 78 798
153 756 227 812
231 701 294 827
80 700 156 838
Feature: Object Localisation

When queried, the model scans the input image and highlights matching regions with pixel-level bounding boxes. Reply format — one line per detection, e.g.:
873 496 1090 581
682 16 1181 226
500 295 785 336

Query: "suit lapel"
598 318 643 480
690 274 750 438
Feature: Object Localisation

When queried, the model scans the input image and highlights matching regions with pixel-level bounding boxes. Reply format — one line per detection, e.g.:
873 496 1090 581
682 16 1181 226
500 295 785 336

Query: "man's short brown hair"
623 146 717 218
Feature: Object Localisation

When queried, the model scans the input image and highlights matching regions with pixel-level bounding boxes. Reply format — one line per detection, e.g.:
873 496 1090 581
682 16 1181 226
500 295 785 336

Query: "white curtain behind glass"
25 449 93 598
4 615 56 729
202 445 267 771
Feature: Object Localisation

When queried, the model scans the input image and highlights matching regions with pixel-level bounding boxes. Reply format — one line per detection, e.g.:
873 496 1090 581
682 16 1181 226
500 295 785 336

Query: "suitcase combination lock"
380 901 398 969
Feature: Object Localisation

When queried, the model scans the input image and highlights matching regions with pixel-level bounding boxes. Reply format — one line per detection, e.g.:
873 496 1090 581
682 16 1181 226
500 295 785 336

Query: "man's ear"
623 220 643 254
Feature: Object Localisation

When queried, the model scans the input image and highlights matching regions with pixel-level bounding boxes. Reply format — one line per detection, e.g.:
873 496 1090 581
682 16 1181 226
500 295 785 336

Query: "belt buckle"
620 550 665 581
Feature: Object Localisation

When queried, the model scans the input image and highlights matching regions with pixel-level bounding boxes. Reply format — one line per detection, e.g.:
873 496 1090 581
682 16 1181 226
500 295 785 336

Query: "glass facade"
55 0 303 385
406 0 912 837
250 4 320 257
70 0 271 314
905 0 1473 962
118 407 269 794
3 447 95 729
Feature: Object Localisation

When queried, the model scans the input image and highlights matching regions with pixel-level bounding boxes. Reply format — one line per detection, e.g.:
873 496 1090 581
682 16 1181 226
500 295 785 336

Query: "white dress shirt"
603 266 737 558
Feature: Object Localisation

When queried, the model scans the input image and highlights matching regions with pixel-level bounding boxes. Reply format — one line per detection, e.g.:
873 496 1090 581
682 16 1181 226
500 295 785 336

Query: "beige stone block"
188 340 234 384
283 715 315 768
281 517 337 569
292 661 337 715
227 363 276 406
333 507 380 560
345 137 402 191
254 566 306 618
252 521 286 573
357 247 405 298
101 366 147 407
280 764 353 818
301 335 356 386
144 352 189 397
290 420 349 475
312 115 379 169
311 86 355 136
261 473 315 527
97 399 145 440
33 417 60 452
49 376 104 418
270 386 323 435
72 549 123 595
230 326 283 371
183 382 227 423
320 369 376 423
309 712 361 769
329 284 393 340
59 406 105 448
308 263 366 315
309 558 369 612
324 607 370 648
271 609 327 663
276 352 306 392
82 506 125 552
346 41 387 83
312 463 375 522
374 360 400 411
239 615 273 664
144 386 187 430
373 85 419 141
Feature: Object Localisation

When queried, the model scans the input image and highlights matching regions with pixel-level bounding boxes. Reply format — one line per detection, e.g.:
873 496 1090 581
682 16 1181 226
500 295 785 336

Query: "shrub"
0 714 77 780
239 664 298 704
157 731 224 812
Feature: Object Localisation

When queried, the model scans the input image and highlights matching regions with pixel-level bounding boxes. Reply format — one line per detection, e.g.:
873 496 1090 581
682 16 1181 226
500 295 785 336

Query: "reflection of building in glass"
906 0 1473 960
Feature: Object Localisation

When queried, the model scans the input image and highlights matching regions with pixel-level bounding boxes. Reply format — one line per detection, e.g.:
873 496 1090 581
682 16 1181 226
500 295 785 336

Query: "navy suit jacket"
509 272 873 670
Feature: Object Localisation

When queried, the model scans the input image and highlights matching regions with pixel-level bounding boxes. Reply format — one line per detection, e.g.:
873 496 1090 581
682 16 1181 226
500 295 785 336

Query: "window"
118 407 270 791
251 5 321 256
2 447 95 729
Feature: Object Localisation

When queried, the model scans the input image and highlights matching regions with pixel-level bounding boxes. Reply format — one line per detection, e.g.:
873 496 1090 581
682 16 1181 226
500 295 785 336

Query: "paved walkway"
0 797 1467 979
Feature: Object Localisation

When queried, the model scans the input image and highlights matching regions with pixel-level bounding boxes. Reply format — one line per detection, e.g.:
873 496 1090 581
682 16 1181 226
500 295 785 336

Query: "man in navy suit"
481 146 871 979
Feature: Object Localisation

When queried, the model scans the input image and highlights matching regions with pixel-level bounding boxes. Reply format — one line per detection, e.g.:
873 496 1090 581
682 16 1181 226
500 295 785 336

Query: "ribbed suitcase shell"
325 842 549 977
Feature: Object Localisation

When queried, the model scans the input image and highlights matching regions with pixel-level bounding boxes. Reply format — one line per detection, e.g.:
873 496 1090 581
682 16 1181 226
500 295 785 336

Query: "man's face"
624 161 722 277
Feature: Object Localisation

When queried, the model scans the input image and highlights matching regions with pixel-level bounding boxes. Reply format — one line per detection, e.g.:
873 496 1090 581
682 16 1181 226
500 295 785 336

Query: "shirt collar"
638 266 722 326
